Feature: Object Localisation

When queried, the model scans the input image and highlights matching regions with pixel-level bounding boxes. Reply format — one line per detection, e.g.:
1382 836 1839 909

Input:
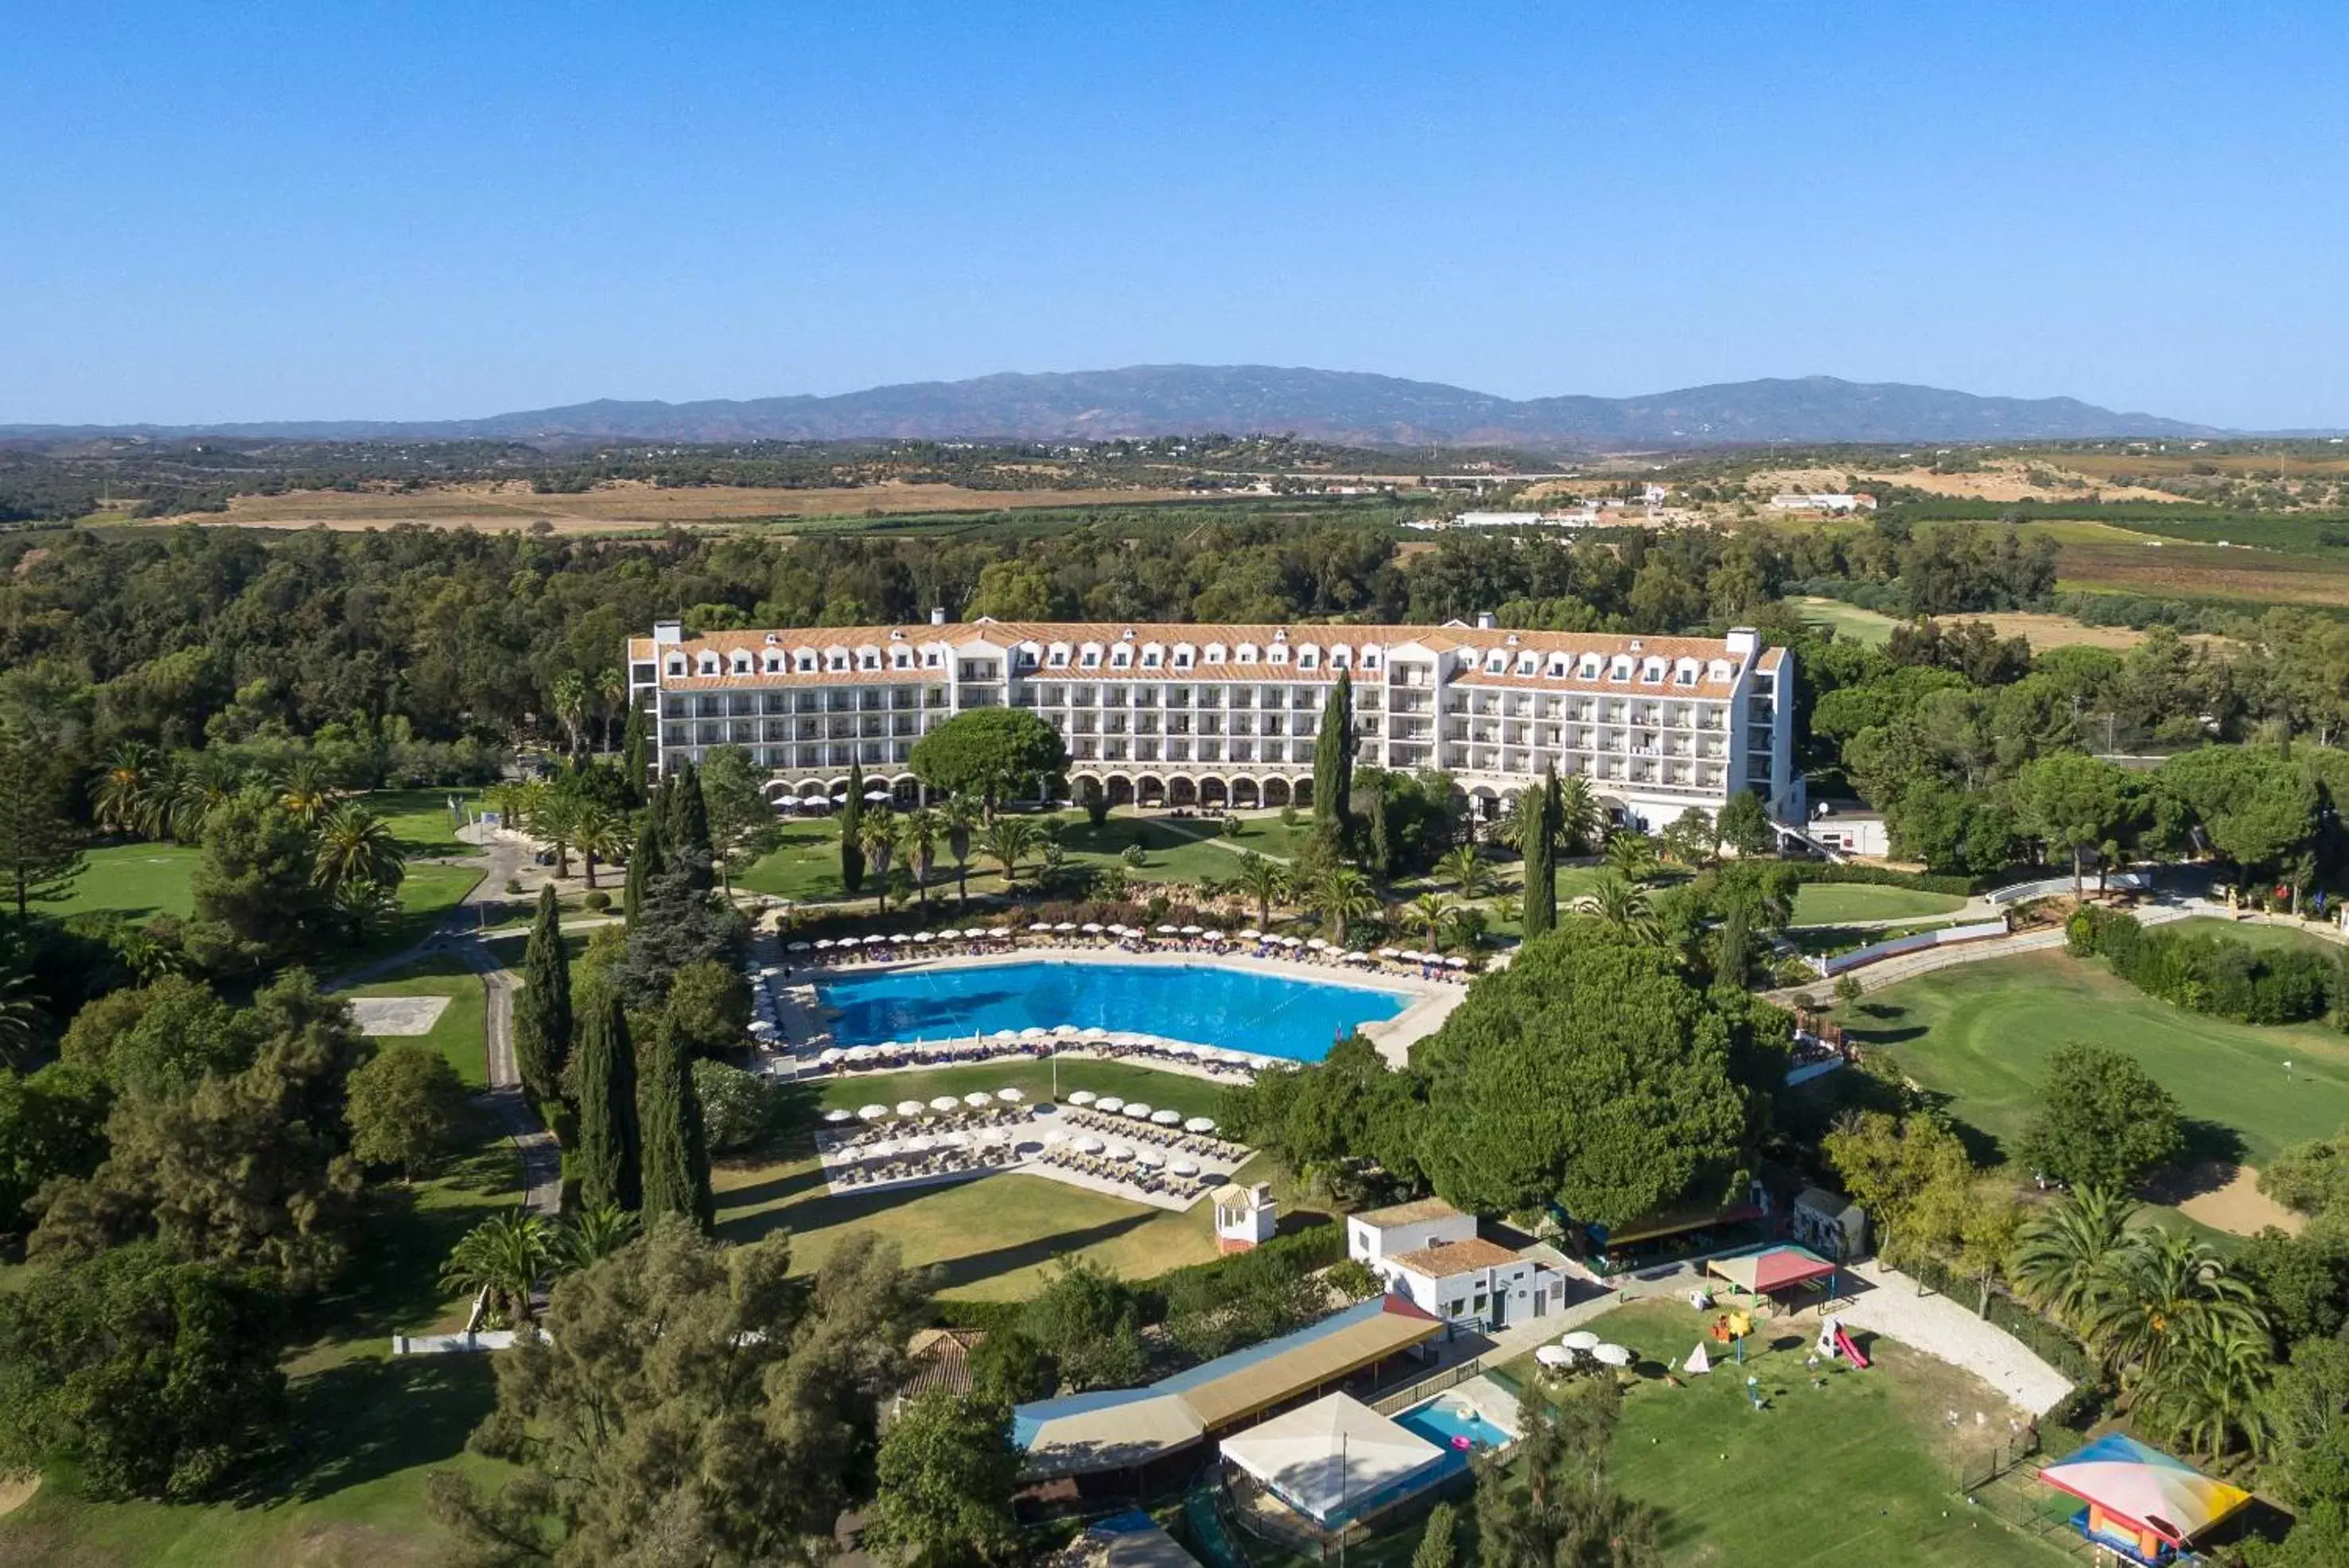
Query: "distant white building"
1807 803 1889 858
1768 493 1877 514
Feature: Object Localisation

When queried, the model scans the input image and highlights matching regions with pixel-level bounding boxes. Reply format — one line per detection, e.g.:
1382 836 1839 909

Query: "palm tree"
2135 1317 2276 1461
1555 773 1601 855
859 813 900 913
1311 865 1379 948
1487 792 1528 854
440 1211 557 1327
556 1204 640 1274
276 756 336 827
88 741 158 837
942 795 980 908
573 801 624 890
1573 874 1659 944
313 802 406 896
983 817 1038 889
1437 845 1490 900
2086 1230 2265 1385
1408 893 1456 948
1602 831 1658 884
0 973 43 1072
1233 853 1288 928
2007 1186 2141 1333
550 671 590 757
329 877 399 946
154 750 241 841
901 807 943 907
533 791 581 880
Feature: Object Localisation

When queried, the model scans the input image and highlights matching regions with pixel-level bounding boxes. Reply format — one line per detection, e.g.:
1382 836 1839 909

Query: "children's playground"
1502 1301 2074 1566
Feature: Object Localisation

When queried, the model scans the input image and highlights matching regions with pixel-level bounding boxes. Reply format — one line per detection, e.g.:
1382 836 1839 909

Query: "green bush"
1779 862 1978 897
582 889 612 912
2069 905 2343 1025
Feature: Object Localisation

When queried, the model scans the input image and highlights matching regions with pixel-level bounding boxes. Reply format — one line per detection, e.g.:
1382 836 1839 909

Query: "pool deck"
770 946 1467 1070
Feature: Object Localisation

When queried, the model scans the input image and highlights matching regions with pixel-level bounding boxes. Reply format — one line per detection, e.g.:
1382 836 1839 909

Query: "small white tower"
1214 1182 1278 1254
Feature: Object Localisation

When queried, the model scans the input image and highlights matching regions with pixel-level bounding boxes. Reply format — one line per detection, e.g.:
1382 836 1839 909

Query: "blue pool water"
1394 1397 1515 1453
815 961 1408 1062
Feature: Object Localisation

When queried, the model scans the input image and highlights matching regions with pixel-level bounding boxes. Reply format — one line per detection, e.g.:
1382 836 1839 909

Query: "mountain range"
1 367 2223 449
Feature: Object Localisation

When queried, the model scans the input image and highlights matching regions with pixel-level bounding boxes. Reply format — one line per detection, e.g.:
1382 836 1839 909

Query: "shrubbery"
2067 905 2344 1025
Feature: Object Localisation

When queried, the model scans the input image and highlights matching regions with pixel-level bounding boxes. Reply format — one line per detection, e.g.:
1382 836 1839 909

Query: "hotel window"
1173 648 1192 669
1236 644 1258 663
1048 647 1070 667
762 653 784 673
925 651 943 667
861 652 881 671
1267 644 1288 664
666 656 686 676
796 652 817 672
1361 648 1379 669
1484 652 1506 674
1297 649 1317 671
1141 648 1161 668
1580 656 1602 679
697 654 721 675
1517 652 1538 675
894 650 912 669
829 653 850 672
1081 648 1101 668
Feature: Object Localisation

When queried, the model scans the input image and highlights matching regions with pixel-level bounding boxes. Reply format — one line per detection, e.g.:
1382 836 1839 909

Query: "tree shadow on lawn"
280 1354 497 1504
716 1160 834 1212
2138 1123 2252 1207
303 1134 519 1346
928 1213 1164 1294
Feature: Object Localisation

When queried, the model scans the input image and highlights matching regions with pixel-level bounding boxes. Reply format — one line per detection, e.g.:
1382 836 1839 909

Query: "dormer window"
1297 647 1318 671
1236 643 1258 663
1173 645 1193 669
1641 659 1664 683
1112 648 1132 668
829 652 850 672
1674 660 1698 686
925 651 943 667
1484 651 1507 674
1081 647 1102 669
1579 656 1602 679
894 650 912 669
1548 655 1570 676
729 653 753 675
1141 647 1162 668
762 652 785 673
1267 644 1289 664
1516 652 1538 675
1204 642 1227 663
666 655 687 677
1361 648 1380 670
1608 657 1631 682
1048 645 1070 667
861 652 881 671
1708 659 1731 683
697 653 721 676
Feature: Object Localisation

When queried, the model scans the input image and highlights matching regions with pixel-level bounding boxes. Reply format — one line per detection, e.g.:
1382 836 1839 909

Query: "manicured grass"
342 951 490 1087
364 787 480 857
1498 1301 2071 1566
1848 950 2349 1169
718 1058 1279 1298
1795 594 1902 647
0 1121 523 1566
50 842 201 920
2170 915 2344 954
1790 882 1970 926
345 862 486 965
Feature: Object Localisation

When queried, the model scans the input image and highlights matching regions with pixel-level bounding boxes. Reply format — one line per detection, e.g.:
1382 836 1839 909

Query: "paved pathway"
1762 902 2194 1005
1836 1261 2073 1414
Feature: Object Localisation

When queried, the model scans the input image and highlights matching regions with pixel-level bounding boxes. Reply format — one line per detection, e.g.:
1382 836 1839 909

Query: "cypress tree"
1365 782 1392 881
672 762 714 892
840 760 867 895
573 982 641 1212
1523 765 1558 938
1313 671 1355 845
620 700 651 803
515 883 572 1104
637 1017 714 1231
1716 901 1749 992
623 819 663 928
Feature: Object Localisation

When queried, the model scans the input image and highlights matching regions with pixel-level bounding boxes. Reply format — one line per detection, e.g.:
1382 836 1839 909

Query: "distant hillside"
1 367 2222 448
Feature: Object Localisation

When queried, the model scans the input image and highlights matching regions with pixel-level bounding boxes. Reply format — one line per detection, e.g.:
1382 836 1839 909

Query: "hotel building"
626 614 1798 833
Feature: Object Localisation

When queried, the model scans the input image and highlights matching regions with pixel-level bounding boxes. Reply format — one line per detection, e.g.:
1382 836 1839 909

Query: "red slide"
1833 1325 1870 1369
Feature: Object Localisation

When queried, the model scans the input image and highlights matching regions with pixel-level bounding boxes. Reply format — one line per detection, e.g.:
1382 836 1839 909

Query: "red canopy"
1706 1245 1838 1295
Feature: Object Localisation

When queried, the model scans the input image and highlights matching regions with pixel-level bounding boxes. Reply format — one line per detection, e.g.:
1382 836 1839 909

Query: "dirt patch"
2058 537 2349 607
0 1476 36 1519
1744 461 2181 506
2146 1161 2304 1237
174 479 1208 533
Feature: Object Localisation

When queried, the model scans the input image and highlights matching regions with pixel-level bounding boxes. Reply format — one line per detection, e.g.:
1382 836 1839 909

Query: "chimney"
1726 627 1759 662
1475 612 1495 631
652 620 683 645
930 607 947 626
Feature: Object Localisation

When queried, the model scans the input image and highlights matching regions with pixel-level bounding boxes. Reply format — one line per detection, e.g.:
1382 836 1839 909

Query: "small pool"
816 961 1410 1062
1395 1396 1515 1454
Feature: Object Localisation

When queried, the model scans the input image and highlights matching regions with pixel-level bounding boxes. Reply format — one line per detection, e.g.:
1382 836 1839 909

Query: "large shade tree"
909 709 1068 819
1411 925 1781 1228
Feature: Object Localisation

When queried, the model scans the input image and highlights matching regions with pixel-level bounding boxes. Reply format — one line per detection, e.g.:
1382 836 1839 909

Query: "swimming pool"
815 961 1410 1062
1394 1395 1515 1454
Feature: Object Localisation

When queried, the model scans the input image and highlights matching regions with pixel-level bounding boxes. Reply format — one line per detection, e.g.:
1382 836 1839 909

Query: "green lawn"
0 1119 523 1566
341 951 490 1087
365 787 480 858
1790 882 1970 926
1795 595 1903 648
1498 1301 2072 1566
718 1058 1287 1299
2170 915 2344 954
51 842 202 920
1847 949 2349 1169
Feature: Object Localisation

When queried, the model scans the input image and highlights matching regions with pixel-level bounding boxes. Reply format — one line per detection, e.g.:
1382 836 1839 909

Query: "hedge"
1779 861 1978 897
927 1220 1348 1333
2068 905 2346 1027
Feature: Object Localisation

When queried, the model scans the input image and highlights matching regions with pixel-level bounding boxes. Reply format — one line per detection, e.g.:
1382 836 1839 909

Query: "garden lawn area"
718 1059 1281 1298
1795 595 1902 648
1847 949 2349 1169
0 1117 523 1567
347 862 485 964
363 787 479 857
49 842 201 920
1499 1301 2070 1566
2170 915 2345 955
340 951 490 1087
1790 881 1970 926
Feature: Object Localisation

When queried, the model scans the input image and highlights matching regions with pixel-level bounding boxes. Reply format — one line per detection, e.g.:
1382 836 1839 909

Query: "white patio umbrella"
864 788 890 801
1181 924 1204 936
1150 1108 1181 1126
896 1134 930 1154
1051 1024 1081 1037
865 932 893 945
1446 955 1468 969
858 1103 890 1121
823 1107 853 1123
894 1100 924 1117
1171 1158 1200 1177
928 1095 960 1112
1081 1026 1109 1040
1560 1330 1603 1352
1305 938 1328 951
1184 1116 1217 1133
963 1092 993 1107
914 931 937 944
813 939 834 951
1095 1096 1126 1113
1123 1102 1153 1119
1081 922 1104 934
933 1130 970 1148
1106 1145 1134 1161
1534 1344 1573 1368
788 940 811 952
1055 921 1079 932
986 928 1013 940
865 1138 899 1158
1019 1027 1050 1041
1068 1091 1097 1106
1377 947 1401 959
996 1087 1025 1102
818 1048 845 1064
1344 951 1373 963
845 1045 877 1062
749 1020 776 1037
990 1029 1020 1041
1281 936 1304 947
1591 1344 1633 1368
1155 924 1180 935
1134 1147 1166 1168
1075 1136 1104 1154
1238 928 1262 940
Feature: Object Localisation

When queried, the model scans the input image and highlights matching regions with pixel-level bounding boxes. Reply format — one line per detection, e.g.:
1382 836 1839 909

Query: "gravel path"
1836 1260 2073 1415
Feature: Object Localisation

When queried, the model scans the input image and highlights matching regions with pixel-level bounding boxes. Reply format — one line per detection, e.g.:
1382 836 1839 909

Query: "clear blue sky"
6 2 2343 430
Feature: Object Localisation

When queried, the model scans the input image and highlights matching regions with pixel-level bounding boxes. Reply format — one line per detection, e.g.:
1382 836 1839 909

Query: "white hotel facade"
627 615 1799 833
